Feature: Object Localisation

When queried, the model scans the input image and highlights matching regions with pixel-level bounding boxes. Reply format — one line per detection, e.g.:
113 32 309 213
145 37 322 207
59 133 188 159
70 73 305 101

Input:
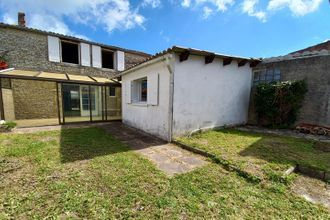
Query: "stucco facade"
172 54 252 137
122 60 171 140
121 52 254 141
248 55 330 127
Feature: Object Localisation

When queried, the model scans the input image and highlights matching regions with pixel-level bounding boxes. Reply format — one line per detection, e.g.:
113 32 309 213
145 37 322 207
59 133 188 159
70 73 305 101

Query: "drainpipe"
165 53 175 142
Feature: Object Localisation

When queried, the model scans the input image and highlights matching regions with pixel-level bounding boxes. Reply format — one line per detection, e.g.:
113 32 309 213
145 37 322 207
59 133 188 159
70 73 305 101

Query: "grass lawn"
177 129 330 183
0 127 329 218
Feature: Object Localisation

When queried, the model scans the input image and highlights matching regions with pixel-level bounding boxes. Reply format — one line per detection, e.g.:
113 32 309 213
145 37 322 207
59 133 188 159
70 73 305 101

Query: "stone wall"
248 55 330 127
2 88 15 121
106 87 122 117
12 79 58 120
0 27 148 78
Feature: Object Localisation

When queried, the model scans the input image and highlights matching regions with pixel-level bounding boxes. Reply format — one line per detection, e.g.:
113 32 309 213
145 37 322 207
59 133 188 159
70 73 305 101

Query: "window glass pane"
266 69 274 82
253 71 260 80
259 70 266 82
141 80 147 102
109 86 116 96
274 69 281 80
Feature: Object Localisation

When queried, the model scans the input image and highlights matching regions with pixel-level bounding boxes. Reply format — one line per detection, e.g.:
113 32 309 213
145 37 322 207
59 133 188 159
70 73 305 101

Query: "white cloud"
242 0 266 22
195 0 235 12
0 0 148 36
182 0 192 7
142 0 162 8
267 0 323 16
202 6 214 19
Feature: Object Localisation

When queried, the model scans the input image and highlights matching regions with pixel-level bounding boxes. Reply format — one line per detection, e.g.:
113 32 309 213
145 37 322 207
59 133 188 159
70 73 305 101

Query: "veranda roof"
0 69 120 86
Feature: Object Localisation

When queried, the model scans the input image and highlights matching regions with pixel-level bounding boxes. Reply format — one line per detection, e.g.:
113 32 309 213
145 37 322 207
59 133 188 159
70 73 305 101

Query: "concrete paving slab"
99 122 208 176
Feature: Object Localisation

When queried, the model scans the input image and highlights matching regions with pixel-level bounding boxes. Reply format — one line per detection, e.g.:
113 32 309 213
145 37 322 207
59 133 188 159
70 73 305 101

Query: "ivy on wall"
255 80 308 128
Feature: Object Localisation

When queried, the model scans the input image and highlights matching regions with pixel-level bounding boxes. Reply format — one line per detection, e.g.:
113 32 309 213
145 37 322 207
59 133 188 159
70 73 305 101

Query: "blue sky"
0 0 329 58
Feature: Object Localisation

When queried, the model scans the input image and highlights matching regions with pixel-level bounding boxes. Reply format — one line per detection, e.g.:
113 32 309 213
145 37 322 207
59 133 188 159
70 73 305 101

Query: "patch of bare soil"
0 139 12 146
313 142 330 153
291 175 330 209
0 157 22 174
38 136 60 143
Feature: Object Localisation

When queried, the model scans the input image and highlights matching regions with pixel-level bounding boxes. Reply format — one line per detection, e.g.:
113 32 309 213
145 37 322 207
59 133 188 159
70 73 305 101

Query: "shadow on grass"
230 129 330 171
60 127 129 163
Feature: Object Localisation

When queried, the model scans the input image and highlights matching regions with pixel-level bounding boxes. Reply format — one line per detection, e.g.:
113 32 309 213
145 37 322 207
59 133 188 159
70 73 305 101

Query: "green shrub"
1 121 17 131
255 80 307 128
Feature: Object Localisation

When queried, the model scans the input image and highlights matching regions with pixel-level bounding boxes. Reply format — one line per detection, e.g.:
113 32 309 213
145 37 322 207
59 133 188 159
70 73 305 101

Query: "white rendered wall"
122 61 171 140
172 54 253 137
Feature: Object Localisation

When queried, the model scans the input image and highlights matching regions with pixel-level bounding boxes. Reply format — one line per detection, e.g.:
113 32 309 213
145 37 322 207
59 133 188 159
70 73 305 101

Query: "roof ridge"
0 22 151 57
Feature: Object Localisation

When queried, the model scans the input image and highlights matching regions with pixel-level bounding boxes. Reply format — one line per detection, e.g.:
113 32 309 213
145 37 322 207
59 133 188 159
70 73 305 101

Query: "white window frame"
131 77 147 104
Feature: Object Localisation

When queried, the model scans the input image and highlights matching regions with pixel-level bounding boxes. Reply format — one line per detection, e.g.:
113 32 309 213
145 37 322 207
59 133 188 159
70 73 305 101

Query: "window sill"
130 102 148 107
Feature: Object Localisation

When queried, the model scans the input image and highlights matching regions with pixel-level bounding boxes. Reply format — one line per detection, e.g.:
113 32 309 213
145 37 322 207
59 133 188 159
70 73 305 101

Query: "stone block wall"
2 88 15 121
0 27 148 78
12 79 58 120
106 87 122 117
248 55 330 127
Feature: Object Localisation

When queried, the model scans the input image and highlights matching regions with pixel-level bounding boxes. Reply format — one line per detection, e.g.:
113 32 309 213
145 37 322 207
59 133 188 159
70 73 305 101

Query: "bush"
255 80 307 128
0 121 17 131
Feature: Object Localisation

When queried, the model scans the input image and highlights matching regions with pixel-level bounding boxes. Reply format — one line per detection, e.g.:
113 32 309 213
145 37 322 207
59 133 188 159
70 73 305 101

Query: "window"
253 68 281 86
109 86 116 97
61 40 79 64
131 77 147 103
102 49 114 69
0 78 11 89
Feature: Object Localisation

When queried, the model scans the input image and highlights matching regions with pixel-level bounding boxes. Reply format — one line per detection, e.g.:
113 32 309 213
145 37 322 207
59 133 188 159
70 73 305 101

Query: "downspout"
165 53 175 142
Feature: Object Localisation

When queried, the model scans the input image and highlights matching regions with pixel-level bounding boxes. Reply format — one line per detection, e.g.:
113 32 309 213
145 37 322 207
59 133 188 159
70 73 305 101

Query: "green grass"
0 127 329 218
177 129 330 183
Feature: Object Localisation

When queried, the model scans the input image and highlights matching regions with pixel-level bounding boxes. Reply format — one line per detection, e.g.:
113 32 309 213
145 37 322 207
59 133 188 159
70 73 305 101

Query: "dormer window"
61 40 79 64
101 49 114 69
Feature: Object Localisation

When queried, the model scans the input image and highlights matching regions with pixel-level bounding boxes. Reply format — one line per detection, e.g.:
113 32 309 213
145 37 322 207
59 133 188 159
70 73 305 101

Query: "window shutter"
116 51 125 71
147 73 159 106
125 81 131 104
47 36 60 62
92 45 101 68
80 43 91 67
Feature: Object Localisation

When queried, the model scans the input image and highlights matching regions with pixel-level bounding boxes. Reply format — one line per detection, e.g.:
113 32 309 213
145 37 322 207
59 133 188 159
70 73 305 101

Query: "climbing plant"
255 80 308 128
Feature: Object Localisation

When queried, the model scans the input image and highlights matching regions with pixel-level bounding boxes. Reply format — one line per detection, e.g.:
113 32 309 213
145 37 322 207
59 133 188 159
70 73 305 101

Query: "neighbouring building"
248 41 330 127
0 13 150 127
120 46 260 141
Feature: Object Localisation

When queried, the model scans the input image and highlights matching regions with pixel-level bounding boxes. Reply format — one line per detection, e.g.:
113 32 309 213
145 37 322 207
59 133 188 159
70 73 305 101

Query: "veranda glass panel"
62 83 91 123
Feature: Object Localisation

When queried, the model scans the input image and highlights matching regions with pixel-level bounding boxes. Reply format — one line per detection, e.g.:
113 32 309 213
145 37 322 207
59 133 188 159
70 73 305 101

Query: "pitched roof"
289 40 330 54
118 46 261 75
0 22 151 57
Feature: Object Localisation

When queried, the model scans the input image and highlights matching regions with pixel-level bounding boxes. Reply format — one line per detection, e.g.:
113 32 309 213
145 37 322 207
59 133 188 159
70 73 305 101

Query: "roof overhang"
117 46 262 77
0 68 121 86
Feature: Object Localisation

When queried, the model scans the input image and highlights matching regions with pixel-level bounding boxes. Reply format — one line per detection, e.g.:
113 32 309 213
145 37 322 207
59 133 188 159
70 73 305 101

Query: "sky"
0 0 329 58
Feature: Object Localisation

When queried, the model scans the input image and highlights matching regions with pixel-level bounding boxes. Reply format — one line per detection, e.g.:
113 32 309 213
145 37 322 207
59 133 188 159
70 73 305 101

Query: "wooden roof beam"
238 60 247 67
179 50 190 62
223 58 233 66
249 60 261 68
205 54 215 64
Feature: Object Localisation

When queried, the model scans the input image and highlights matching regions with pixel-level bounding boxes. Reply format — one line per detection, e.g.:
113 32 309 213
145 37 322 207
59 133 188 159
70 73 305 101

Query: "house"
0 13 150 127
119 46 261 141
248 41 330 127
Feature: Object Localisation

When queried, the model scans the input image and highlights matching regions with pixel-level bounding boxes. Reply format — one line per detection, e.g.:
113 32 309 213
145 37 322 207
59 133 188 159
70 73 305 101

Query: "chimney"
18 12 26 27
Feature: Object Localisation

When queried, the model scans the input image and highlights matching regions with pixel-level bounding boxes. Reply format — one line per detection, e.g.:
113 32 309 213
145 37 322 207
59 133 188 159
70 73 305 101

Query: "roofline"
0 22 151 57
0 68 121 86
117 46 262 76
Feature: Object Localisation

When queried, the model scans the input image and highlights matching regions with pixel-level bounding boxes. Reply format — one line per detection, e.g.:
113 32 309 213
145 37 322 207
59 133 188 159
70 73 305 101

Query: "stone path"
99 122 208 176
